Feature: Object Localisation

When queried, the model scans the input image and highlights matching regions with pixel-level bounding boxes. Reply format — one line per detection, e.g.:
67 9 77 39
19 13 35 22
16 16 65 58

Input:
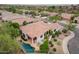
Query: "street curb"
62 31 75 54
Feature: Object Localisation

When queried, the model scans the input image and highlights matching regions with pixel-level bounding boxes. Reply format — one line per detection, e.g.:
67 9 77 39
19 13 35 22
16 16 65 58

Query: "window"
28 36 31 39
33 37 37 40
33 37 37 43
40 35 43 38
22 33 25 38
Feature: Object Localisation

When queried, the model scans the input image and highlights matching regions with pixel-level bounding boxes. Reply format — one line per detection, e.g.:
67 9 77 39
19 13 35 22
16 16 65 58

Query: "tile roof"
61 13 74 20
1 11 25 21
12 17 40 25
20 21 50 38
50 23 63 30
48 12 58 16
20 21 63 38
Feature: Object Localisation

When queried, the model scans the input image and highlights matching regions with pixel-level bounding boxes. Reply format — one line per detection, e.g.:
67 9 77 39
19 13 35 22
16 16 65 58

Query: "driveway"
68 28 79 54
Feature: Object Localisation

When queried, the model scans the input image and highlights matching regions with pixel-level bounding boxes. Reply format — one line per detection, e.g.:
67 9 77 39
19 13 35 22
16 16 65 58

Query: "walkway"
62 31 75 54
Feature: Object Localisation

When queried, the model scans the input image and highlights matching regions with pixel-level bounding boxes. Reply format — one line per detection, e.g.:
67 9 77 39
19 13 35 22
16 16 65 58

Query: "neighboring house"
20 21 63 44
61 13 74 20
50 23 63 31
12 17 40 25
48 12 58 16
12 18 27 25
41 11 58 17
0 10 25 21
74 16 79 23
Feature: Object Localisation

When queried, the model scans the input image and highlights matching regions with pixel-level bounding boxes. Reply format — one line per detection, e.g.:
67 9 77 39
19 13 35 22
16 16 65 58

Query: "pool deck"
23 40 40 51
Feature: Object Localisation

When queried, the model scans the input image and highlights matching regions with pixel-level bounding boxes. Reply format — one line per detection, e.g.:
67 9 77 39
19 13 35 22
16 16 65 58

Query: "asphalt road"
68 28 79 54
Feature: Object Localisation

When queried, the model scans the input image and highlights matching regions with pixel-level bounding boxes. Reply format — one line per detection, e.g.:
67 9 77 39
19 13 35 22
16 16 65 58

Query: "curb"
62 31 75 54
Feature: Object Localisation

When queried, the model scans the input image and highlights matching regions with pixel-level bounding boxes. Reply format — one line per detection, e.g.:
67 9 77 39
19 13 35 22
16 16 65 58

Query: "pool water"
22 43 35 53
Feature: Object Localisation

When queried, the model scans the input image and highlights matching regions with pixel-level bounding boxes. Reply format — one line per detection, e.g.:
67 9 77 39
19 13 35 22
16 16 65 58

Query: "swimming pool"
21 43 35 53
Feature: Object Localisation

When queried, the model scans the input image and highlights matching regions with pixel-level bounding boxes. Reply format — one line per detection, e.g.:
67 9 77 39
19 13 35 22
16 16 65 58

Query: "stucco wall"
22 32 44 44
36 34 44 44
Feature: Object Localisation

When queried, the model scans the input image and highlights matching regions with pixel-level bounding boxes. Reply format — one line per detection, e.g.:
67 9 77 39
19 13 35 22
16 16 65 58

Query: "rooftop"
20 21 50 38
48 12 58 16
12 17 40 25
0 11 25 21
20 21 63 38
61 13 74 20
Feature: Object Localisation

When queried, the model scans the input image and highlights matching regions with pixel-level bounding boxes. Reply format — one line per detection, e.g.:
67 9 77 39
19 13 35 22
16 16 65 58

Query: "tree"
10 23 20 29
8 6 16 13
1 22 20 38
62 29 68 33
53 39 57 42
0 34 20 53
23 21 28 25
9 27 20 38
53 48 56 52
40 39 49 53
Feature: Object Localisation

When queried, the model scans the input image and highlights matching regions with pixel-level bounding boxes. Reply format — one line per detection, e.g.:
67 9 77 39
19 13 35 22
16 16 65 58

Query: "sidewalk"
62 31 75 54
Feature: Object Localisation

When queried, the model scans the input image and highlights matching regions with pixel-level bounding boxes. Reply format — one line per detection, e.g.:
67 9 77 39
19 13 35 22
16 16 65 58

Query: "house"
20 21 50 44
42 11 58 16
48 12 58 16
20 21 63 44
12 17 40 25
0 10 26 21
50 23 63 31
61 13 74 20
12 18 27 25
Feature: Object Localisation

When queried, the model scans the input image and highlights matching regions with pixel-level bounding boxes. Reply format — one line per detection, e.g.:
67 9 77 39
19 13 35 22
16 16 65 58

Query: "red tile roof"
48 12 58 16
50 23 63 30
20 21 50 38
12 17 40 25
61 13 74 20
20 21 63 38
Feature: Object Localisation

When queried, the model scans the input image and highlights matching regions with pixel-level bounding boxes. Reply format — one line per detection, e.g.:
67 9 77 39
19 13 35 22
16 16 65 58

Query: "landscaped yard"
46 28 71 54
49 16 61 22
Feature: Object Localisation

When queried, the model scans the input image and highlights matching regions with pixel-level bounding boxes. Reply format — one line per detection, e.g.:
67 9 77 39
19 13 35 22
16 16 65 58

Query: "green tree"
23 21 28 25
10 23 20 29
8 6 16 13
0 34 20 53
62 29 68 33
0 22 20 38
40 39 49 53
